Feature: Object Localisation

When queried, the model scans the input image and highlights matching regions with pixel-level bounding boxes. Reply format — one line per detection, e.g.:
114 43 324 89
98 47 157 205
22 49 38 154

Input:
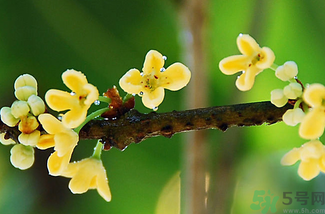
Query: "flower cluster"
0 70 111 201
0 74 45 169
0 51 191 202
219 33 325 181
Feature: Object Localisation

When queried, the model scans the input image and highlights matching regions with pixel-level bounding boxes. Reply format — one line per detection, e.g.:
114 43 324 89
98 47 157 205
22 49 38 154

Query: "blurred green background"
1 0 325 213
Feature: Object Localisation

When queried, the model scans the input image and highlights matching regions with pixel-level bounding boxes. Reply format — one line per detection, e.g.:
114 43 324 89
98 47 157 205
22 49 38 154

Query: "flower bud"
15 86 37 101
0 107 19 127
18 130 40 146
27 95 45 116
275 61 298 81
11 100 30 118
14 74 37 90
18 115 39 134
282 108 305 126
0 133 15 145
10 144 34 170
271 89 288 107
283 83 303 99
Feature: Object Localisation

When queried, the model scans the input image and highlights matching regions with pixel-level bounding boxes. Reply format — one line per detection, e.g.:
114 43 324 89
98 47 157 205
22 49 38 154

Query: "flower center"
249 53 262 67
141 70 160 91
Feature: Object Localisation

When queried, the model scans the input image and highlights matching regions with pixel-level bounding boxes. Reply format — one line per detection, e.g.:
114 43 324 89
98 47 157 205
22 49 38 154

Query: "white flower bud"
0 133 15 145
271 89 288 107
27 95 45 116
275 61 298 81
283 83 303 99
18 130 40 146
14 74 37 90
282 108 305 126
10 144 34 170
15 86 37 101
0 107 19 127
11 100 30 118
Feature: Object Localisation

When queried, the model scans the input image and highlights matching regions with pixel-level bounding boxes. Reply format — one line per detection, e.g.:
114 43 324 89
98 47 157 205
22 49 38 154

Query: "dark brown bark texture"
0 101 292 151
78 101 292 151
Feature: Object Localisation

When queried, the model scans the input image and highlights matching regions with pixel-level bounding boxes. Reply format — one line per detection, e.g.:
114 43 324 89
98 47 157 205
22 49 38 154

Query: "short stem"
123 93 134 102
270 63 279 71
98 96 111 103
74 107 110 134
92 140 103 159
294 98 303 109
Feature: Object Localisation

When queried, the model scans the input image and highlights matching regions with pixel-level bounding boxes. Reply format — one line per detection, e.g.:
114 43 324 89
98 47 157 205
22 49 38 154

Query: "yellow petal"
303 83 325 107
300 140 324 161
38 113 66 134
54 132 78 157
96 167 112 202
61 161 79 178
255 47 275 69
68 161 95 194
45 89 79 112
298 159 320 181
219 55 250 75
142 87 165 109
62 69 88 94
142 50 165 75
47 150 73 176
319 155 325 172
119 68 143 94
237 34 260 56
160 63 191 91
235 67 261 91
281 148 301 165
62 108 87 129
83 84 99 106
37 134 55 150
299 108 325 139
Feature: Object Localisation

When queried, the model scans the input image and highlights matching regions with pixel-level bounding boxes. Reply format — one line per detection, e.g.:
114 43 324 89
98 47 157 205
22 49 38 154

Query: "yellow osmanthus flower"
61 157 111 202
281 140 325 180
37 113 79 176
119 50 191 110
299 83 325 139
219 34 275 91
45 69 99 128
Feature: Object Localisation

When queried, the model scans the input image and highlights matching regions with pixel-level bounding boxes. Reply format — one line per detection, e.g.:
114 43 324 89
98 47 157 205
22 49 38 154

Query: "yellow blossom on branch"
45 69 99 128
119 50 191 110
281 140 325 180
219 34 275 91
61 157 111 202
37 113 79 175
299 83 325 139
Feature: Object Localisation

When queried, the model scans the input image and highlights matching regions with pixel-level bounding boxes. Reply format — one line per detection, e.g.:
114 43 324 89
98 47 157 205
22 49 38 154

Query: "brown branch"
79 101 292 150
0 101 292 151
